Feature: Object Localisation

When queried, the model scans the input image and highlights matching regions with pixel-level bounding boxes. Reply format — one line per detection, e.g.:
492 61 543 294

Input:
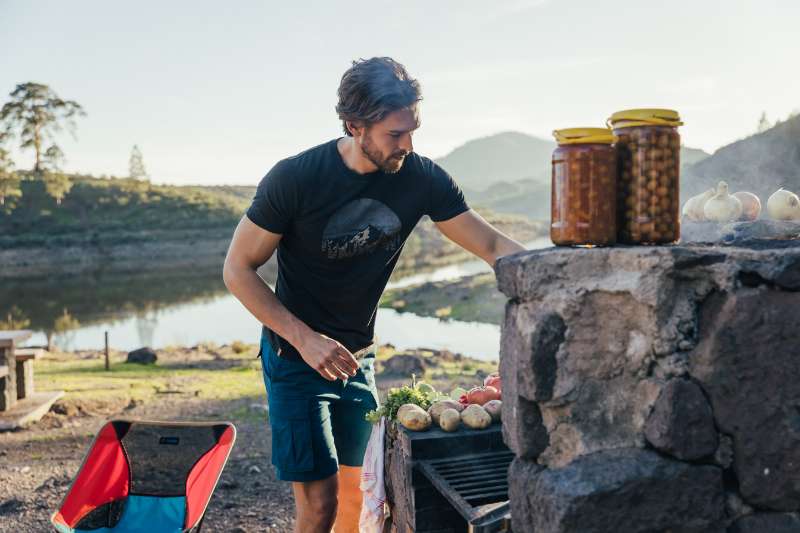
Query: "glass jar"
608 109 682 245
550 128 617 246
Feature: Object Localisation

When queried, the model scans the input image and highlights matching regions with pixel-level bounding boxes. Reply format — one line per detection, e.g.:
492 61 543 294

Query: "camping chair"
51 420 236 533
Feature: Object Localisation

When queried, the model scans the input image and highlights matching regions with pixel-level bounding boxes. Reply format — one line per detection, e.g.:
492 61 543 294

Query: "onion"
703 181 742 223
766 188 800 221
682 188 715 221
732 191 762 221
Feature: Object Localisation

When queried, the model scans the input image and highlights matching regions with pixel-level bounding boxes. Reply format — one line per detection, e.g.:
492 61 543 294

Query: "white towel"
359 417 386 533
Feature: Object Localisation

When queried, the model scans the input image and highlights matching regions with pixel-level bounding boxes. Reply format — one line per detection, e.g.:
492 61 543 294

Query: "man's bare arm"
434 209 527 268
222 216 357 380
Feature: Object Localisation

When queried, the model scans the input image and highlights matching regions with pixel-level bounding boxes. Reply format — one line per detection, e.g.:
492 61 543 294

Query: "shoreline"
0 229 235 278
40 341 498 403
0 214 547 279
381 273 508 326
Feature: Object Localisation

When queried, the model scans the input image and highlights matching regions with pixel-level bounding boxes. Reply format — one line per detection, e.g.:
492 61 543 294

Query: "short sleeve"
245 159 298 234
426 160 470 222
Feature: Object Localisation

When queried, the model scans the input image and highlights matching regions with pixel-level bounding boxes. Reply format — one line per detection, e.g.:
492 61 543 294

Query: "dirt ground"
0 344 496 532
0 388 293 532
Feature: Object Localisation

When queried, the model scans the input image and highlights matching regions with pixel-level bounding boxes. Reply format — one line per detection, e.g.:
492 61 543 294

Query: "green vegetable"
451 387 468 400
365 384 433 424
416 382 436 396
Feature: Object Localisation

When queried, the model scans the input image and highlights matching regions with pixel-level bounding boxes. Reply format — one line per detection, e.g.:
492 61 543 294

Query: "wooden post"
104 331 110 371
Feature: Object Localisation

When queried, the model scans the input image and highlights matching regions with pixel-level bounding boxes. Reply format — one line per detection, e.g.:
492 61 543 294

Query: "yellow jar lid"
553 127 616 145
607 108 683 129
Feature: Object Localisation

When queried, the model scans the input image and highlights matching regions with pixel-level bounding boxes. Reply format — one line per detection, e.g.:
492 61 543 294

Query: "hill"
435 131 554 191
0 172 546 278
682 114 800 202
681 146 712 168
0 173 251 248
437 131 709 219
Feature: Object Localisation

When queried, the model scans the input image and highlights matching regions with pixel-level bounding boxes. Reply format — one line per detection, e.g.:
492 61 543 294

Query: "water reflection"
1 263 242 349
4 238 551 360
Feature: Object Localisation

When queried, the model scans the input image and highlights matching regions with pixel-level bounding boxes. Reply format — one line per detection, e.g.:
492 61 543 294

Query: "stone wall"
495 242 800 532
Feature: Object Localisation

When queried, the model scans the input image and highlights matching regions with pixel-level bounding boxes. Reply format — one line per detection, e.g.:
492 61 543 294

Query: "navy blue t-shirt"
246 137 470 361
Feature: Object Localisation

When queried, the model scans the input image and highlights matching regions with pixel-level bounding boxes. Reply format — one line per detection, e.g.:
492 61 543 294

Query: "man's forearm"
491 233 527 268
223 265 312 352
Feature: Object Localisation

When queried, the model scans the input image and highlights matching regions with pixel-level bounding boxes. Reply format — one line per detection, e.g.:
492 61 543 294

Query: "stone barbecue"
495 240 800 532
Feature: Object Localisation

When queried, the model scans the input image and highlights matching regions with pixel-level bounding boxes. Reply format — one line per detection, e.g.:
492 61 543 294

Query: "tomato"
465 386 500 405
484 373 501 393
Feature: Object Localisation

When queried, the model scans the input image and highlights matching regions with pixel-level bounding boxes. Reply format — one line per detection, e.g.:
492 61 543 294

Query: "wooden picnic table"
0 329 63 430
0 330 33 411
0 329 32 348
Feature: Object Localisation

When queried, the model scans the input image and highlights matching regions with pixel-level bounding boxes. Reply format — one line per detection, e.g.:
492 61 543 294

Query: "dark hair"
336 57 422 136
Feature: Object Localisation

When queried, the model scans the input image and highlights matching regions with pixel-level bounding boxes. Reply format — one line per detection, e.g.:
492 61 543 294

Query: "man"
223 57 526 533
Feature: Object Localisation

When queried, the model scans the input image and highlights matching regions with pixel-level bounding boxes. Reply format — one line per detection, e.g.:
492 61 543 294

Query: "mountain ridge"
437 130 713 218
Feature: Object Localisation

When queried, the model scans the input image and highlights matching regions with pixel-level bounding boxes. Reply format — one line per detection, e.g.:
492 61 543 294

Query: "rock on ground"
126 347 158 364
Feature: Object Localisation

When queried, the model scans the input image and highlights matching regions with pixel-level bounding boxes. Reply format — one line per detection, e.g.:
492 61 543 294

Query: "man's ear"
346 120 364 138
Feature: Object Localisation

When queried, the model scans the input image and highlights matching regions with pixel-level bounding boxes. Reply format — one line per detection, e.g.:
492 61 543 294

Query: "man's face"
356 107 419 174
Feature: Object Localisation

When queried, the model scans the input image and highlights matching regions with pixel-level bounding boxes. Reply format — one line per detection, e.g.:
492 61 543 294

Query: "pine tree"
129 144 149 180
0 82 84 204
0 82 85 173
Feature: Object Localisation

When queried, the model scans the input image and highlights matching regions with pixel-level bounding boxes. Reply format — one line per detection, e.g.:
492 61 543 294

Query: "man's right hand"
297 332 359 381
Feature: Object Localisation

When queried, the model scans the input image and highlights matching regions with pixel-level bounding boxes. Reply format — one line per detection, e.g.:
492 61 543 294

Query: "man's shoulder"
265 139 336 184
281 138 337 170
403 151 446 179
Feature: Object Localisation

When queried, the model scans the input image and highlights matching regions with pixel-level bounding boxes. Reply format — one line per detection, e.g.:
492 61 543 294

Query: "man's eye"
390 133 401 138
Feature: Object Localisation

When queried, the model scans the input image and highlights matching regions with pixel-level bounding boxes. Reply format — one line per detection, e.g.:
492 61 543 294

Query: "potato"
396 404 418 420
428 400 465 425
397 404 431 431
483 400 502 422
460 404 491 430
439 408 461 432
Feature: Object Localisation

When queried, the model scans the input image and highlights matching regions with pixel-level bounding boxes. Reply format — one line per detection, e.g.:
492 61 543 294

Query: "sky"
1 0 798 185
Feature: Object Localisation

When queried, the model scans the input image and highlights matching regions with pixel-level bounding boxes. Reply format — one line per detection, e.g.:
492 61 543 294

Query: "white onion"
703 181 742 223
682 188 715 221
766 188 800 220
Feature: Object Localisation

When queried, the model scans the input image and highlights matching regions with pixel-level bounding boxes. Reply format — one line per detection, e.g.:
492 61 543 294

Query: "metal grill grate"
417 450 514 533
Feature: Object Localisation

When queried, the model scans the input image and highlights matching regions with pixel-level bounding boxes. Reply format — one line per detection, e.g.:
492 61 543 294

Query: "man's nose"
399 133 413 154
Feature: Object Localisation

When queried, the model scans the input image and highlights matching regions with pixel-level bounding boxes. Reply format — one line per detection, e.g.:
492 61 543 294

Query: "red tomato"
466 386 501 405
484 373 501 393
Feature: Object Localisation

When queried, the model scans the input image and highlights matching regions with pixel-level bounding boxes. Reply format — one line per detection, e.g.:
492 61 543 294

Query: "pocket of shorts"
270 398 314 473
360 356 380 408
260 337 274 380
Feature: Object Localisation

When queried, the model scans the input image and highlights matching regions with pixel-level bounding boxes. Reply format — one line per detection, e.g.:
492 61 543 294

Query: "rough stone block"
691 289 800 511
500 302 548 459
681 219 800 245
644 378 718 460
517 448 725 533
508 457 544 533
729 512 800 533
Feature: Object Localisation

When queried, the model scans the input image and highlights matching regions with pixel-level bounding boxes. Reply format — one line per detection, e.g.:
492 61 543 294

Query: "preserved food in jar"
608 109 682 244
551 128 617 246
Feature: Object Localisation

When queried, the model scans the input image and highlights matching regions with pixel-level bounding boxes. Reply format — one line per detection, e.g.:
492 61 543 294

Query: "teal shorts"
259 334 380 482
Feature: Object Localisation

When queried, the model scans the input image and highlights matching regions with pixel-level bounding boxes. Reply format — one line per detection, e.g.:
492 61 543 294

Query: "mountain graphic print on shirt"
321 198 402 260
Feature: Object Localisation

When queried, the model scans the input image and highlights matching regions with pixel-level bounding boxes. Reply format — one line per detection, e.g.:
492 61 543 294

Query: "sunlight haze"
2 0 798 185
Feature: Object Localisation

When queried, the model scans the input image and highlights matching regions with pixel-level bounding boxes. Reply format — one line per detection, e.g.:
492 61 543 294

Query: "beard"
360 132 408 174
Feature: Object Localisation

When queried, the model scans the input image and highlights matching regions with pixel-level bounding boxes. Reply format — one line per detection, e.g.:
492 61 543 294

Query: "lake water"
10 238 552 361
